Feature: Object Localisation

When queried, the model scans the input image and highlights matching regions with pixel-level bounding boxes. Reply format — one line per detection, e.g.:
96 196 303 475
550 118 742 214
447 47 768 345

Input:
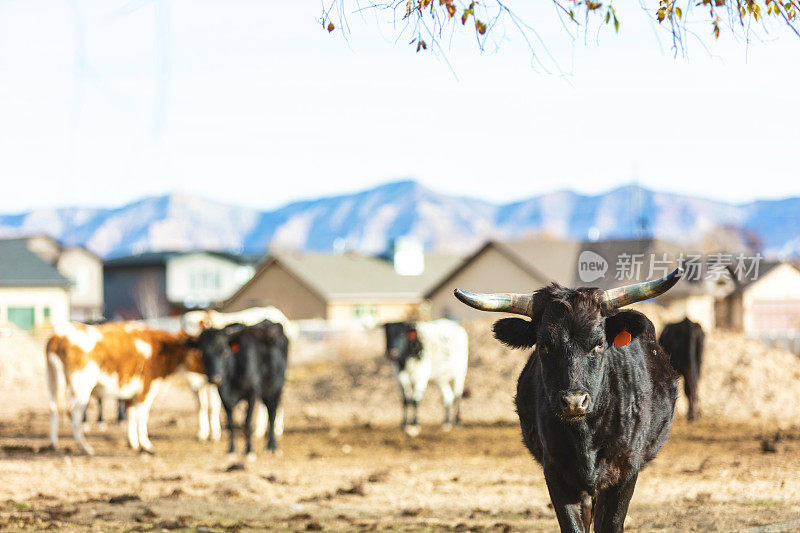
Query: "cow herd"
43 268 712 532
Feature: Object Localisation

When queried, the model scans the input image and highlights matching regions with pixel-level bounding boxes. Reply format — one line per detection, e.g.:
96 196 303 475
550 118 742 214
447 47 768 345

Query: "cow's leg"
273 405 284 437
96 396 104 424
82 396 92 425
209 385 222 441
438 381 455 429
265 394 282 453
452 385 463 426
47 353 64 451
126 402 140 451
117 400 127 423
222 401 236 454
70 394 94 455
544 466 589 533
68 369 97 455
684 373 697 422
135 382 161 454
243 396 256 456
196 385 210 441
397 371 414 429
594 473 638 533
252 401 268 440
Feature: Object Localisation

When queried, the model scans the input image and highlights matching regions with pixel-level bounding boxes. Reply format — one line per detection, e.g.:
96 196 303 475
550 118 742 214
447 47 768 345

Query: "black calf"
192 320 288 454
658 318 705 421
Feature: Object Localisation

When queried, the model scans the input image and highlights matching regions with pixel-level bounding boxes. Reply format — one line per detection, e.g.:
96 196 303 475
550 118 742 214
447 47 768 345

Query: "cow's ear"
493 318 537 349
605 310 654 347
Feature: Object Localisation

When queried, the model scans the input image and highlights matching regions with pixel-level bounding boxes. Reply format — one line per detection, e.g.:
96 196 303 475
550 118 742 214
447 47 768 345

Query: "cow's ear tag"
614 329 631 347
407 330 417 341
230 342 240 354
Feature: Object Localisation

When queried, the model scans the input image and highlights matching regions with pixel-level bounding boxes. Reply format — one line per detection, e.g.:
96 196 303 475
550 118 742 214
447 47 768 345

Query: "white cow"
181 307 292 440
383 319 469 436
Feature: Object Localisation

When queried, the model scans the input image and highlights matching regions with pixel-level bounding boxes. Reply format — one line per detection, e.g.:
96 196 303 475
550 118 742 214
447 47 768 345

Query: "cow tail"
46 336 66 449
45 338 65 412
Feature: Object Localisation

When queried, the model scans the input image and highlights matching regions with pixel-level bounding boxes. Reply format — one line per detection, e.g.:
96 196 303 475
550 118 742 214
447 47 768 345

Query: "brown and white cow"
46 322 196 455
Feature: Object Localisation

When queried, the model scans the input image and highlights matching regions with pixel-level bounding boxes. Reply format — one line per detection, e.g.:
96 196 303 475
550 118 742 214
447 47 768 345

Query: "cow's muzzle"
560 391 590 420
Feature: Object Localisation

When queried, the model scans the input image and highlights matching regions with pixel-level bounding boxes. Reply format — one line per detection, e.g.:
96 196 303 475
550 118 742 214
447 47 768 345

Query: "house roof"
426 237 702 299
104 251 181 268
732 260 799 294
0 238 70 287
228 251 464 303
104 250 262 268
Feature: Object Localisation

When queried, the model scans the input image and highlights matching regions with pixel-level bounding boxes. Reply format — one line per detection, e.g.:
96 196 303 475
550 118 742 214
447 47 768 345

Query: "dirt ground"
2 319 800 531
1 412 799 532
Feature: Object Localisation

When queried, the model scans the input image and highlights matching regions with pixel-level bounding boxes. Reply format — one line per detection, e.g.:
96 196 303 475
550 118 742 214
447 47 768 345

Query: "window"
354 305 377 321
8 307 35 331
190 269 221 291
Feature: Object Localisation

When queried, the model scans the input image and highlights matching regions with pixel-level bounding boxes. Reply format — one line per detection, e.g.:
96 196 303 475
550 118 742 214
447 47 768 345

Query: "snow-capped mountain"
0 180 797 258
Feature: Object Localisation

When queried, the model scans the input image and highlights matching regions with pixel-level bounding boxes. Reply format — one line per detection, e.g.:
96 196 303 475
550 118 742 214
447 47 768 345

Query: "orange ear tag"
230 342 240 353
614 329 631 347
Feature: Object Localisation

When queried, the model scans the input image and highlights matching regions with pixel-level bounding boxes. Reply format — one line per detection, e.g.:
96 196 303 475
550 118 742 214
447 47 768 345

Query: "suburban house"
714 261 800 337
104 250 259 319
23 235 104 321
223 246 463 324
0 238 71 330
424 237 723 330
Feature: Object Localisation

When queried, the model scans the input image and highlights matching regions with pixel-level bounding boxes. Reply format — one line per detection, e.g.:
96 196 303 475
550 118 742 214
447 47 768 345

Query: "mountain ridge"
0 180 797 259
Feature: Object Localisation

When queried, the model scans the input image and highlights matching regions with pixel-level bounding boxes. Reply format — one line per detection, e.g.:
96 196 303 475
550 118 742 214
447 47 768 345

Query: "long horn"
453 289 533 317
601 267 683 312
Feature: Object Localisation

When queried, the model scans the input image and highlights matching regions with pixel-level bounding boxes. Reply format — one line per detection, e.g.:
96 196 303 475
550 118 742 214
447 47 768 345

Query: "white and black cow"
383 319 469 435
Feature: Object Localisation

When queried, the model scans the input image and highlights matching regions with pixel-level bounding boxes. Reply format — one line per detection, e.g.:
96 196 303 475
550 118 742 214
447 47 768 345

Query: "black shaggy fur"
658 318 705 422
495 283 677 533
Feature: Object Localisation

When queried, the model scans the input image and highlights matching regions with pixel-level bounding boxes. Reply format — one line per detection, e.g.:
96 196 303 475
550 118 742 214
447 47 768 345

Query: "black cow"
192 320 288 454
658 318 705 422
455 268 682 533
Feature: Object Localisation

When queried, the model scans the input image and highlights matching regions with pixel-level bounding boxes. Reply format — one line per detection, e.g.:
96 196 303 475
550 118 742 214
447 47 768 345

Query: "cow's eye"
592 341 604 354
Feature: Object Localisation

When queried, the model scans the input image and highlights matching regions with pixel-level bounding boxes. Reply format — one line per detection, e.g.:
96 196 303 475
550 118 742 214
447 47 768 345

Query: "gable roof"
105 250 263 268
104 251 181 268
733 260 800 294
227 251 464 304
0 238 70 287
426 237 701 299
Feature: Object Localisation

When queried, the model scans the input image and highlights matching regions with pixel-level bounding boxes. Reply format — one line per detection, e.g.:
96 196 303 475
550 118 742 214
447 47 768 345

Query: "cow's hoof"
196 433 209 442
139 446 155 455
442 423 453 432
246 452 257 462
267 448 283 457
80 446 96 456
404 425 421 437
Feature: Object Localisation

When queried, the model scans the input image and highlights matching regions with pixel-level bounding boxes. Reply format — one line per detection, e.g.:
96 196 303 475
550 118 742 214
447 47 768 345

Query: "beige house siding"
427 246 544 320
742 263 800 335
660 294 716 331
57 247 104 321
224 262 326 319
0 286 70 330
327 300 420 324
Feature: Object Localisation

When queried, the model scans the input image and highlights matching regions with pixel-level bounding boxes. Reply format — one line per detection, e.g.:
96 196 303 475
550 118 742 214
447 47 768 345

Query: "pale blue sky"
0 0 798 213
